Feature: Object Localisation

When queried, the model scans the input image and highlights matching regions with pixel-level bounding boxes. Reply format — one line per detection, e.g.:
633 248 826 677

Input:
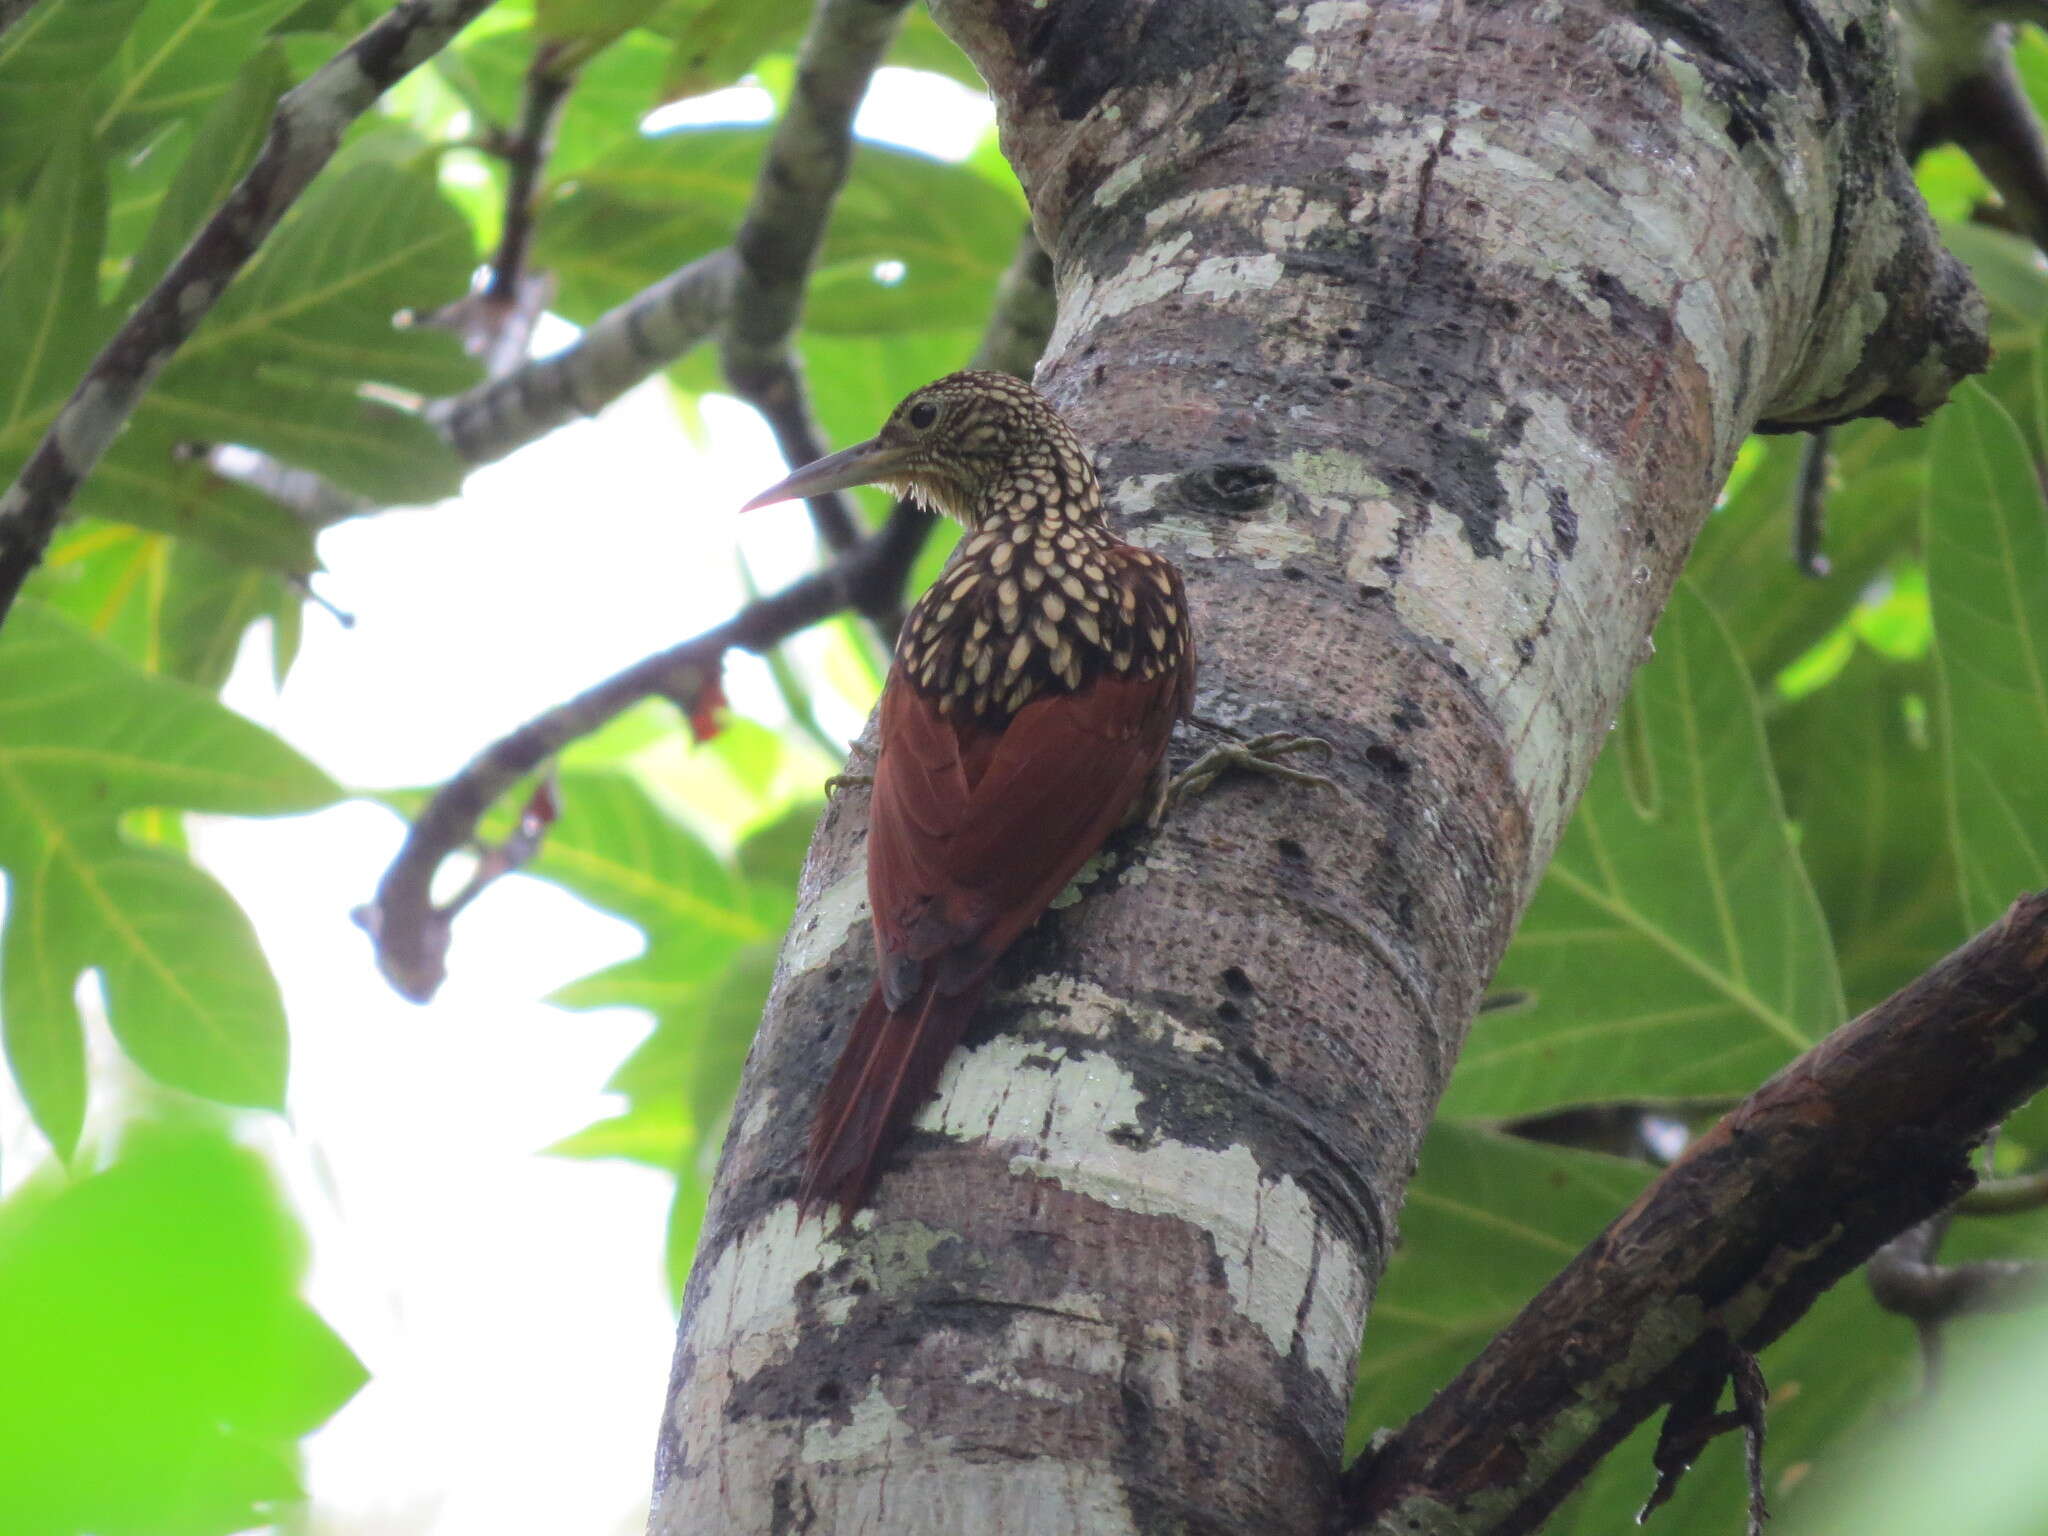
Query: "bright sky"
106 67 992 1536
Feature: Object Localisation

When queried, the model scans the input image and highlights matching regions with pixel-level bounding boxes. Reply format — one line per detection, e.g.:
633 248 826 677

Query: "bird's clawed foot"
1149 731 1337 827
825 739 876 799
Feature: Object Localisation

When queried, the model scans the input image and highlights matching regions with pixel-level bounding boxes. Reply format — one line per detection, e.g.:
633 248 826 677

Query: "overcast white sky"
20 67 996 1536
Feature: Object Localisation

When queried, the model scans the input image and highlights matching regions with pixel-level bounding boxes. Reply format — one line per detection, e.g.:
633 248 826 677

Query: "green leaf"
1445 582 1842 1116
94 0 305 148
121 155 480 509
0 136 473 558
537 0 663 44
0 604 338 1152
0 0 151 190
536 128 1018 332
1347 1125 1652 1446
0 122 108 462
117 45 288 305
0 1124 365 1536
1926 378 2048 930
1688 424 1930 682
26 520 298 691
649 0 806 101
1771 646 1963 1014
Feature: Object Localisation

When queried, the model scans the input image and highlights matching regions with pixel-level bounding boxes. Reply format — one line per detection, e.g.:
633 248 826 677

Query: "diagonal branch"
359 545 885 1002
430 248 737 463
0 0 502 626
720 0 915 558
1344 890 2048 1536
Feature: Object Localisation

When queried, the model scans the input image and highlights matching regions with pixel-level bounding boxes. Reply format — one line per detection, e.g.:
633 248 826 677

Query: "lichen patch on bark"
934 1032 1371 1395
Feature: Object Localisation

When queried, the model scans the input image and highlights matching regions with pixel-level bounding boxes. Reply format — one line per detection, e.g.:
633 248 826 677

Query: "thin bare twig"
0 0 503 626
418 42 579 379
1958 1167 2048 1213
486 47 575 306
1793 427 1831 577
1345 890 2048 1536
1867 1215 2048 1324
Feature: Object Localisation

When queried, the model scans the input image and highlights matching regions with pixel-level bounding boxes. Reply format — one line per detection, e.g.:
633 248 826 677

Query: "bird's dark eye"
908 402 938 429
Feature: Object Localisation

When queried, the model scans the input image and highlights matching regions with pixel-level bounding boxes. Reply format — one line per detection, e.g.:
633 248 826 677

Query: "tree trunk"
648 1 1983 1531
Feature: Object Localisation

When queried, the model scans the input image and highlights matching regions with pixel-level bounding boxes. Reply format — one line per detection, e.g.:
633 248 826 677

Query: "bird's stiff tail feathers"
799 977 987 1218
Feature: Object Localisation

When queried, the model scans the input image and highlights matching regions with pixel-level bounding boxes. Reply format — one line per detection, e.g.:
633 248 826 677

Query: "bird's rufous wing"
867 666 1184 988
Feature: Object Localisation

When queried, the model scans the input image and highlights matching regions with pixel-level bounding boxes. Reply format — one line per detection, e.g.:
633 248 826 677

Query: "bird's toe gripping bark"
824 739 876 798
1148 731 1338 827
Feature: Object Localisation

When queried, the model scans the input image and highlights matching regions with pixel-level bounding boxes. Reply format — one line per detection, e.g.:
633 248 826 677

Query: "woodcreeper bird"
746 373 1323 1216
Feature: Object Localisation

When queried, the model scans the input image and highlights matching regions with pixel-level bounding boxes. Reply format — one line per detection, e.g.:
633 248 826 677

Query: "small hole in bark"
1327 118 1350 131
1216 1000 1243 1023
848 1277 871 1297
1366 743 1410 778
816 1381 843 1405
1276 836 1308 861
1358 584 1387 602
1236 1045 1278 1087
825 966 842 982
1329 375 1352 390
1221 965 1255 996
1282 565 1308 581
1336 326 1358 340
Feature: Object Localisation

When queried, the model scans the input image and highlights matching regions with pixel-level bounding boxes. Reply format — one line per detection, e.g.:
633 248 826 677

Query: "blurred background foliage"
0 1 2046 1532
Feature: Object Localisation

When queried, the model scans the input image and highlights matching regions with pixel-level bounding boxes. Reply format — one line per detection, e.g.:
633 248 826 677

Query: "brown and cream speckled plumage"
742 370 1195 1216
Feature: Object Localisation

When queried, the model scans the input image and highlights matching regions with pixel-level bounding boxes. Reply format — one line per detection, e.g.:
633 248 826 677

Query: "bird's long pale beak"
739 438 913 512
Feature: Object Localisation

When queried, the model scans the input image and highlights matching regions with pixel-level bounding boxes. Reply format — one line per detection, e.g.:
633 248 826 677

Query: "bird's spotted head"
740 371 1100 527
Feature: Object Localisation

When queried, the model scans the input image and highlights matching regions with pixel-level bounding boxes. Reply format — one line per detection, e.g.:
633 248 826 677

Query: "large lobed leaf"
0 604 338 1154
1926 379 2048 931
1771 646 1964 1015
1446 581 1842 1117
0 83 478 575
537 124 1022 333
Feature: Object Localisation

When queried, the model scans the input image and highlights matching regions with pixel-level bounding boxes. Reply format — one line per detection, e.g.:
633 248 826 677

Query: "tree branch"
0 0 502 626
484 46 575 309
1345 890 2048 1536
1958 1167 2048 1214
430 248 737 463
1867 1215 2048 1325
361 542 885 1002
719 0 915 558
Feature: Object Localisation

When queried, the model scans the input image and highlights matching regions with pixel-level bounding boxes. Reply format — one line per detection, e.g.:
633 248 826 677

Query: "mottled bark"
650 2 1984 1533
